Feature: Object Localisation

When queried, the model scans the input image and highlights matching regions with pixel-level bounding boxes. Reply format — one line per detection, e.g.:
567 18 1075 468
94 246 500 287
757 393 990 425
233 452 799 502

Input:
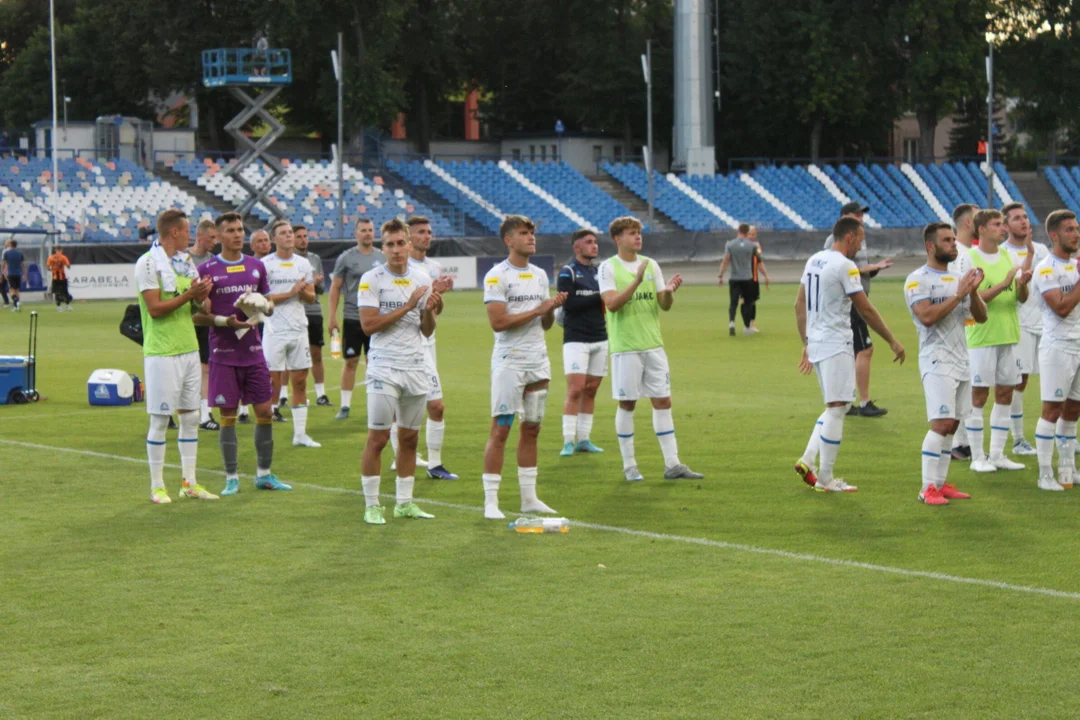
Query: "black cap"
841 201 869 216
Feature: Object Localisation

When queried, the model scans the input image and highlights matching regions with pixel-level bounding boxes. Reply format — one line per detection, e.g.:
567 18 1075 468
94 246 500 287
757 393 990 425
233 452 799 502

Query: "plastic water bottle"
330 328 342 359
509 517 570 533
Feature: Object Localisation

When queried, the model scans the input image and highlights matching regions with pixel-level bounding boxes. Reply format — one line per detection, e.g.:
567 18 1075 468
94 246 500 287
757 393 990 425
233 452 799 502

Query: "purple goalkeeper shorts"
208 362 272 408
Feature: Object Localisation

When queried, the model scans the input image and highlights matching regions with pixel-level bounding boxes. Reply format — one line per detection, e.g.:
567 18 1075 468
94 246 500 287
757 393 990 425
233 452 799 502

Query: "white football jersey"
483 260 550 366
410 256 442 346
1004 241 1049 334
801 250 863 363
1033 254 1080 351
263 253 313 335
947 245 974 276
904 265 971 380
357 264 433 369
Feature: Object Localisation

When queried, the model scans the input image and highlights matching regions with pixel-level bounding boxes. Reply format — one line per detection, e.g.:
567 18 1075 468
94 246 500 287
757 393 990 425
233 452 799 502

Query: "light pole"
331 33 344 240
641 40 655 226
985 41 995 208
48 0 59 248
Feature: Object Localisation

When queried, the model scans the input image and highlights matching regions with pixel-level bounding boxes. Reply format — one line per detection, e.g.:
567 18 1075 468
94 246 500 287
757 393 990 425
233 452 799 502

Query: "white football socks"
1011 391 1026 443
279 385 288 403
362 475 381 507
483 473 502 518
652 408 680 467
576 413 593 442
1036 417 1057 476
146 415 168 491
562 414 577 444
817 406 846 482
396 476 414 505
178 412 199 487
1058 419 1077 478
292 405 308 440
921 430 944 491
967 409 985 461
801 411 827 467
937 434 954 488
200 398 211 424
615 407 636 469
518 466 539 504
989 403 1010 458
341 389 353 408
315 382 326 397
426 419 444 467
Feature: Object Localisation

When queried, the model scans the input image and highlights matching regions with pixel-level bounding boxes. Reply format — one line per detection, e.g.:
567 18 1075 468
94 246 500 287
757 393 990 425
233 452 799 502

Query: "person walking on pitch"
794 217 905 492
904 223 986 505
599 216 703 482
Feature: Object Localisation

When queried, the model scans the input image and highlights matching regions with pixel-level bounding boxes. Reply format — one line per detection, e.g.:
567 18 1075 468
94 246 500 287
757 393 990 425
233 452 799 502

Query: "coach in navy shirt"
2 239 24 312
557 229 608 456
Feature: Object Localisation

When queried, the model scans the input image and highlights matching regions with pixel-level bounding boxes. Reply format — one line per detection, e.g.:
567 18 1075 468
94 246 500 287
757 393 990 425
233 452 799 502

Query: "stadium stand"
0 156 216 242
1045 166 1080 214
170 157 457 238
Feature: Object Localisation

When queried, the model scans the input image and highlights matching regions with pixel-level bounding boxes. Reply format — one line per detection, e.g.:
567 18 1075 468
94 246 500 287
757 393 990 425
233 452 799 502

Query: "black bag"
120 303 144 346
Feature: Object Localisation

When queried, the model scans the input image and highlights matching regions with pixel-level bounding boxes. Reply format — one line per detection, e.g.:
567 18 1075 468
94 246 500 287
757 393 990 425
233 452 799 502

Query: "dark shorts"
195 325 211 364
343 318 370 359
851 307 873 353
729 280 756 305
7 275 21 291
749 280 761 302
208 362 273 408
307 314 325 348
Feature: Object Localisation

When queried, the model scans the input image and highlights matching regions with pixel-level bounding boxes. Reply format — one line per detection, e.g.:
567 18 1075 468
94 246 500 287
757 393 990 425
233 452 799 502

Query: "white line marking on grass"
5 437 1079 601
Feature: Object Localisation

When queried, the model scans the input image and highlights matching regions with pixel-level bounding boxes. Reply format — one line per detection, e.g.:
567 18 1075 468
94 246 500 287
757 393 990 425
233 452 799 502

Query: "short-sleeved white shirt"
483 260 550 365
904 265 971 380
263 253 313 335
801 250 863 363
357 264 433 369
1033 254 1080 352
597 256 666 296
135 252 197 293
410 256 442 346
1004 241 1049 334
947 245 974 277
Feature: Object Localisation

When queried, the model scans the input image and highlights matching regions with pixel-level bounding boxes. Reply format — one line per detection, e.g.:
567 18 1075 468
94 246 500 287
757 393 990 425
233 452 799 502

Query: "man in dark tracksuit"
557 229 609 457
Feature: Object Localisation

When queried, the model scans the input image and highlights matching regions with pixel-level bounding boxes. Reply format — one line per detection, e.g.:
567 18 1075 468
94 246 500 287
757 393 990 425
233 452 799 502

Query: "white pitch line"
3 437 1079 601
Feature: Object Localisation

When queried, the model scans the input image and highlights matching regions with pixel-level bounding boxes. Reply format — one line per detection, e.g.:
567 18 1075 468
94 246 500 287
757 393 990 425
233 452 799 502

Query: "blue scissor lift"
202 48 293 220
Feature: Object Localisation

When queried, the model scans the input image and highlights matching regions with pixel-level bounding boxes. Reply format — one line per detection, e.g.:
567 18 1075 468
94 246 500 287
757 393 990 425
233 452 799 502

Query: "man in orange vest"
46 245 73 311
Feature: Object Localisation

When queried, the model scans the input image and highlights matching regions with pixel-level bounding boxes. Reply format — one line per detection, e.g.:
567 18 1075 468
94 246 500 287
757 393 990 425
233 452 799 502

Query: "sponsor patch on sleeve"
848 268 860 278
1067 265 1076 272
905 280 920 291
486 277 500 286
358 282 370 291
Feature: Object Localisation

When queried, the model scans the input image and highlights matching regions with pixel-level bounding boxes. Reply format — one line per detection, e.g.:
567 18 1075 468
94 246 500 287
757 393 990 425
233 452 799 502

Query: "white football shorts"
262 332 312 372
813 351 855 405
144 351 201 415
491 358 551 417
1038 344 1080 402
969 345 1021 388
610 348 670 401
922 373 971 421
424 343 442 402
365 365 430 430
563 341 608 377
1016 329 1040 375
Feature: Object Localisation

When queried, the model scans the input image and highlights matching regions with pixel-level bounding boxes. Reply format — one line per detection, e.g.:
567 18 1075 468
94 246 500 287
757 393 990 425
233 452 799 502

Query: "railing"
201 48 292 87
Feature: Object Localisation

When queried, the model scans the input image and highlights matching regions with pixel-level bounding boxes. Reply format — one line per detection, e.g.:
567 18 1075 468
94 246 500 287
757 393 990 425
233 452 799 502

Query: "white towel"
150 241 198 293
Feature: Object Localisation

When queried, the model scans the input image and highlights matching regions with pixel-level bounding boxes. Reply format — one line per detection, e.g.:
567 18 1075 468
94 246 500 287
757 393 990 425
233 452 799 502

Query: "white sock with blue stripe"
292 404 308 440
1057 419 1077 478
147 414 169 491
652 408 679 467
989 403 1010 458
1036 417 1056 476
967 409 985 461
178 411 199 487
922 430 944 491
616 407 636 469
1011 391 1026 443
936 434 954 488
563 415 577 444
818 406 847 482
801 411 828 467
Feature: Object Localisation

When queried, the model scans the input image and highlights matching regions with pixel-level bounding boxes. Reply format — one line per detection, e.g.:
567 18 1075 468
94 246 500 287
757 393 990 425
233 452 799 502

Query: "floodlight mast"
332 33 344 240
642 40 655 226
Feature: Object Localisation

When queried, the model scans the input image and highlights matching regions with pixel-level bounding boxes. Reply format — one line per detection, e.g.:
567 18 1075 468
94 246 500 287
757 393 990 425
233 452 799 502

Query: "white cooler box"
88 369 137 406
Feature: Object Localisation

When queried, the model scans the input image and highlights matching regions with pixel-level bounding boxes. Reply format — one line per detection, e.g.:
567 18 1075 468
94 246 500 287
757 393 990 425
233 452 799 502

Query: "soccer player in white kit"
262 220 320 448
1031 210 1080 492
904 223 987 505
793 217 905 492
385 215 457 479
357 219 443 525
481 215 567 520
1002 201 1047 456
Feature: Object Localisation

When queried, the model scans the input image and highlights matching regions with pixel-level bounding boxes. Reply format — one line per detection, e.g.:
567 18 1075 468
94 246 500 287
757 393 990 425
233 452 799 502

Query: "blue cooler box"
0 357 30 405
88 369 136 406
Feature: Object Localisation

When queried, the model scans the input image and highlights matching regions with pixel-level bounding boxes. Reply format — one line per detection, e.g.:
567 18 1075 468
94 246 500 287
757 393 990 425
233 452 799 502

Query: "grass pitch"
3 283 1080 719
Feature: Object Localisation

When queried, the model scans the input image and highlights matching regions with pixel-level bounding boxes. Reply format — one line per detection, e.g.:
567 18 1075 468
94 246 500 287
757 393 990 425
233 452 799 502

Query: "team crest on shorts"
160 402 170 411
215 394 226 405
499 403 508 412
974 375 982 383
1057 389 1065 397
372 379 383 390
939 404 949 414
